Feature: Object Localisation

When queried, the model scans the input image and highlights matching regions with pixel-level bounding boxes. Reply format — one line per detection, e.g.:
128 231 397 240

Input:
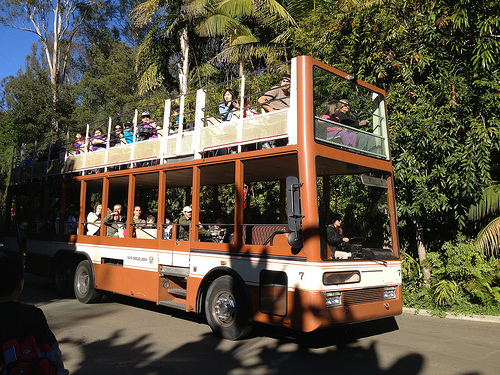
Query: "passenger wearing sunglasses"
258 74 291 113
110 124 127 147
137 111 158 141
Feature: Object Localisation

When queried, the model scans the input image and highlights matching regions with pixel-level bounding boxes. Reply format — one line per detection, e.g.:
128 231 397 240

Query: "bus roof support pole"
287 58 298 145
234 160 244 246
101 177 110 237
104 117 112 172
193 89 205 159
161 99 171 163
82 124 89 175
130 109 138 167
157 170 166 238
126 174 135 238
175 95 186 156
191 165 201 241
79 180 87 236
236 76 245 153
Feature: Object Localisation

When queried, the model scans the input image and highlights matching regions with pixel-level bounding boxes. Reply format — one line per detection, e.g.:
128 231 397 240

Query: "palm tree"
197 0 298 76
131 0 303 94
469 184 500 257
131 0 207 95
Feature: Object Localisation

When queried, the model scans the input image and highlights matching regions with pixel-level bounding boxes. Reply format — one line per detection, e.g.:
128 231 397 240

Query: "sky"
0 26 41 81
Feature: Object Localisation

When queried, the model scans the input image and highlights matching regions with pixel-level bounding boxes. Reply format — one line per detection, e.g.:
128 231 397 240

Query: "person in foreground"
0 256 70 375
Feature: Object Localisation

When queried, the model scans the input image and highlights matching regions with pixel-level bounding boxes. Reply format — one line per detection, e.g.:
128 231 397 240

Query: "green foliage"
293 0 500 253
73 38 140 125
403 238 500 315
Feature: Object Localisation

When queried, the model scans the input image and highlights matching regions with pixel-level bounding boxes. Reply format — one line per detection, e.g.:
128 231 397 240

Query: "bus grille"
343 287 384 306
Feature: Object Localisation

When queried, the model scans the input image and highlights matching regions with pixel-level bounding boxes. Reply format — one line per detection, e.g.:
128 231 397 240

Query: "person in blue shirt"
123 121 134 144
219 89 238 121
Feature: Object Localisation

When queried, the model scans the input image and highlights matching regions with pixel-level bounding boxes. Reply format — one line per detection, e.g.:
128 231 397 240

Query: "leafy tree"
292 0 500 280
0 46 62 142
72 37 140 124
0 0 104 125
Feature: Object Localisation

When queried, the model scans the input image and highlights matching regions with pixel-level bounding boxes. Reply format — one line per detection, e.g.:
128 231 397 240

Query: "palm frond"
130 0 163 27
477 216 500 257
469 184 500 221
137 64 164 96
218 0 255 16
197 13 239 37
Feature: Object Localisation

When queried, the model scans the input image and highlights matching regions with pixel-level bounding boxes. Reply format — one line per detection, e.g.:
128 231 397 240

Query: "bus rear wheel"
74 260 102 304
205 275 253 340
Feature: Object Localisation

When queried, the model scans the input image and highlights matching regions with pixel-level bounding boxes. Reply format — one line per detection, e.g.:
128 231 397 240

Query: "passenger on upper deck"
335 99 369 128
110 124 126 147
90 128 107 151
74 133 85 154
258 74 291 113
321 102 339 122
169 106 186 133
124 122 134 144
138 111 158 141
219 89 238 121
233 97 258 119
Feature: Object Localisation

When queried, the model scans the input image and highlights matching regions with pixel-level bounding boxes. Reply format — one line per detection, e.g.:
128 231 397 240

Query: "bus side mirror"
286 176 303 249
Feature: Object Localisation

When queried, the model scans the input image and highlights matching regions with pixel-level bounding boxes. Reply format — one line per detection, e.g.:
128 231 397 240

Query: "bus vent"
343 287 384 306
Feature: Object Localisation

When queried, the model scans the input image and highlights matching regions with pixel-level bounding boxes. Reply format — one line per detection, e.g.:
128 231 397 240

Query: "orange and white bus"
4 56 401 339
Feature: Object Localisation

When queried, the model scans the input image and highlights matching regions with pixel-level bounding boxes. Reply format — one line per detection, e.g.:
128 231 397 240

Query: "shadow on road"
18 273 428 375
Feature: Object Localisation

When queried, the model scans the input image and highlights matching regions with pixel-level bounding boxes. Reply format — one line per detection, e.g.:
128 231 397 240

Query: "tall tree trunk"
414 216 431 283
179 27 190 95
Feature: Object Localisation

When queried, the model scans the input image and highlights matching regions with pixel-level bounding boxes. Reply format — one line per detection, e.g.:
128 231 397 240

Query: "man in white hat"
177 206 209 240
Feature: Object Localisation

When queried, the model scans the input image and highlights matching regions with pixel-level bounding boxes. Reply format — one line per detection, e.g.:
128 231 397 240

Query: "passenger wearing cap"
177 206 210 240
137 111 158 141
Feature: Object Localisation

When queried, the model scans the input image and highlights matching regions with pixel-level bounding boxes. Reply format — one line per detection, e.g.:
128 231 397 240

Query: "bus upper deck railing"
9 57 390 185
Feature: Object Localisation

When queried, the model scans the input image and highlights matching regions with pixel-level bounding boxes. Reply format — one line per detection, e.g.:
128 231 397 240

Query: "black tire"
53 258 75 297
74 260 102 304
205 275 254 340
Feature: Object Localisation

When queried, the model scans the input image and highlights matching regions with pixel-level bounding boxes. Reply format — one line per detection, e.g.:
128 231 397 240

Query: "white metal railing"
10 60 295 183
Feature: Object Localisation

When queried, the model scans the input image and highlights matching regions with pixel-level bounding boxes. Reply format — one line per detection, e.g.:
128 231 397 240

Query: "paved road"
17 273 500 375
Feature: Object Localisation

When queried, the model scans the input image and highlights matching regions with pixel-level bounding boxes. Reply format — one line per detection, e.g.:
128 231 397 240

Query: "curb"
403 307 500 324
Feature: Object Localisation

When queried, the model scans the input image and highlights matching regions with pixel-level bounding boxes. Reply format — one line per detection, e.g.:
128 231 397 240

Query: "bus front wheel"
205 275 253 340
74 260 102 304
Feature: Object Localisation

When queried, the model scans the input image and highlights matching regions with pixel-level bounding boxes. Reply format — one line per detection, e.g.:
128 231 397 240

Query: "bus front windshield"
316 157 397 261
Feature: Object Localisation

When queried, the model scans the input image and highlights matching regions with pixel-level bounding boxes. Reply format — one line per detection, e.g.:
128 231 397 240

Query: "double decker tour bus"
4 56 401 340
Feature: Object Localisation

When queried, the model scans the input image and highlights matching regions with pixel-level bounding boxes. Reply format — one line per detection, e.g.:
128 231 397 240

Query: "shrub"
402 238 500 316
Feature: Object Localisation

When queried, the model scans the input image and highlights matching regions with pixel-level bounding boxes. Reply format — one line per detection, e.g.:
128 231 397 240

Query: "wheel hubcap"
77 270 90 295
213 293 236 325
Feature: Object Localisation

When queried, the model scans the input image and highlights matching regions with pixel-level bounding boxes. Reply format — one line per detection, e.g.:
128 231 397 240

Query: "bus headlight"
325 291 342 307
384 286 397 300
